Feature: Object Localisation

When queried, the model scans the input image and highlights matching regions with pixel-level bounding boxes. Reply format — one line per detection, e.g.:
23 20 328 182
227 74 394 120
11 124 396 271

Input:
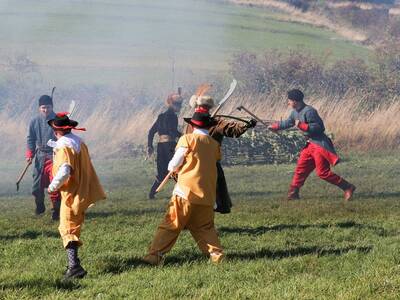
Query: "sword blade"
218 79 237 106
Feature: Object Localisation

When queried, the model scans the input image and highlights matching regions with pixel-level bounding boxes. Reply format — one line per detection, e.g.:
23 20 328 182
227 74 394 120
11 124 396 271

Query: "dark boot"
34 196 45 215
63 264 87 280
148 180 159 200
287 186 300 200
338 180 356 201
51 199 61 221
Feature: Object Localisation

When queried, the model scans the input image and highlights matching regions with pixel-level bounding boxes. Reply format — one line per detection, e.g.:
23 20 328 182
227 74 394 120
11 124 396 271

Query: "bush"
231 47 399 107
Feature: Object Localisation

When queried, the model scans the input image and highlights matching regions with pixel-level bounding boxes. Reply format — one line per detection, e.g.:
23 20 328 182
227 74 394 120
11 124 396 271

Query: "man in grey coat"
269 89 356 201
26 95 61 220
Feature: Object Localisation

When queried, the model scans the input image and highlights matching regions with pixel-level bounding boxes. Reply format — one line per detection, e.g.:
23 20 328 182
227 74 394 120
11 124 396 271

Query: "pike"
156 81 237 193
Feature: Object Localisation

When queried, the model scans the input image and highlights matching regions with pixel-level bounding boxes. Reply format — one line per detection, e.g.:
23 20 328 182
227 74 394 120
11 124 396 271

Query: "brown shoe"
143 253 164 266
210 251 224 264
287 186 300 200
338 180 356 201
343 184 356 201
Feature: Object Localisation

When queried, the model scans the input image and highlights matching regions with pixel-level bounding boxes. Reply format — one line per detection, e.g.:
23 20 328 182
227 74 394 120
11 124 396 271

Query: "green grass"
1 152 399 299
0 0 370 87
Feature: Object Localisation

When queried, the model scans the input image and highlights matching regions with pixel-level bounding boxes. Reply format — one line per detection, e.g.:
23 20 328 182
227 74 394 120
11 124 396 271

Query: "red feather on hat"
56 112 70 118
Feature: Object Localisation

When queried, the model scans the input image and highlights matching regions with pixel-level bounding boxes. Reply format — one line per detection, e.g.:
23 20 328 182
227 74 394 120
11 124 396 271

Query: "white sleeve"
168 147 187 172
48 163 71 192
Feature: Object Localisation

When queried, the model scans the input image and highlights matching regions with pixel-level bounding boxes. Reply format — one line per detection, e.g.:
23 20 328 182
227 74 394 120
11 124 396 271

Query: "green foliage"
0 153 400 299
231 47 399 105
221 128 307 165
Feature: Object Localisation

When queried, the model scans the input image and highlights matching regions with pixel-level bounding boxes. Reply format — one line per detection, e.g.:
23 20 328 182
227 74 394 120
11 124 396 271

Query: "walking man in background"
26 94 61 220
147 92 183 199
269 89 356 201
144 110 224 265
47 112 106 279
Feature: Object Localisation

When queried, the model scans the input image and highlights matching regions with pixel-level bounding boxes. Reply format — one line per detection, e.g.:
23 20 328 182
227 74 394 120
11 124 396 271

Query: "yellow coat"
53 142 106 215
53 139 106 248
175 133 221 206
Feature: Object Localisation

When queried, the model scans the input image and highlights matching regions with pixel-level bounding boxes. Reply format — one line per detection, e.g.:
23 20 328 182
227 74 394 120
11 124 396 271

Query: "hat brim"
184 117 211 128
48 119 79 129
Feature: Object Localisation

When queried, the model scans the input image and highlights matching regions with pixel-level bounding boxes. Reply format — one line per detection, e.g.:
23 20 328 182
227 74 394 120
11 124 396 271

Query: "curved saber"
211 79 237 117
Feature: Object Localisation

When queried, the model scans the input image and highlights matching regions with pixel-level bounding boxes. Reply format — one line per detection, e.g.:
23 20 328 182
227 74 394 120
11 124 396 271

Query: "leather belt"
159 135 173 143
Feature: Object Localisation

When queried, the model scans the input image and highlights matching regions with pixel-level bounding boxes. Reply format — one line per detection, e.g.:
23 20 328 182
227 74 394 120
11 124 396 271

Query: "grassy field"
1 152 399 299
0 0 370 87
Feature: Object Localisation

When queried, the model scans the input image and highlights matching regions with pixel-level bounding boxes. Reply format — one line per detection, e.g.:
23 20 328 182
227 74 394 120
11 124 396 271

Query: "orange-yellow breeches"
58 201 85 248
147 195 223 257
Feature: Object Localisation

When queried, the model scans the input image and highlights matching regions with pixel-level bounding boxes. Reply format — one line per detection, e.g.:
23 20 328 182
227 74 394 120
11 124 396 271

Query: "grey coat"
27 112 56 196
278 105 339 162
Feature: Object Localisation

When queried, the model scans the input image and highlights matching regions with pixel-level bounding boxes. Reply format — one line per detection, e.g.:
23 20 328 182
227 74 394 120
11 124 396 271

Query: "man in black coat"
147 93 183 199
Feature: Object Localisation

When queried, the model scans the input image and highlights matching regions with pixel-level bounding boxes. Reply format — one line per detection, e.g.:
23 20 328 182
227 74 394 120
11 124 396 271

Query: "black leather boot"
63 264 87 280
34 196 46 215
51 199 61 221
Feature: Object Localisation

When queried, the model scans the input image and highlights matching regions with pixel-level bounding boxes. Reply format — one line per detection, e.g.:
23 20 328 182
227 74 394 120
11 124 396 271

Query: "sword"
211 79 237 117
16 160 32 191
236 106 271 128
155 171 175 193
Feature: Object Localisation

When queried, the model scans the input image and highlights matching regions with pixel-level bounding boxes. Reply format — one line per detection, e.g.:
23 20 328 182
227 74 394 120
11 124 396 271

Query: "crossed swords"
155 80 275 193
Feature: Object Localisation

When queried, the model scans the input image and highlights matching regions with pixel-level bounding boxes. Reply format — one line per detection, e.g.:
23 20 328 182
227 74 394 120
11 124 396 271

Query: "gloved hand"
246 119 257 128
297 122 309 131
268 122 280 132
25 149 34 163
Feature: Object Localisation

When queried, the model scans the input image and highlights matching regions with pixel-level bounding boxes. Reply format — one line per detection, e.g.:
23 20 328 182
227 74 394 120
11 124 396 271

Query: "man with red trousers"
269 89 356 201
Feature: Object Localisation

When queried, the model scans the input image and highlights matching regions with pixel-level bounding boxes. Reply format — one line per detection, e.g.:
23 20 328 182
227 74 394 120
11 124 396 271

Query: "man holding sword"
26 94 61 220
268 89 356 201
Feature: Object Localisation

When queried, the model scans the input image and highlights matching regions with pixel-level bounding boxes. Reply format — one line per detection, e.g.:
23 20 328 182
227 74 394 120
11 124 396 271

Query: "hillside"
224 0 400 45
0 0 370 88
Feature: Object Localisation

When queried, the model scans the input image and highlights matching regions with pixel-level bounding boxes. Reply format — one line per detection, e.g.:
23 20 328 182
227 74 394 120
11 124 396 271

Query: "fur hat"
166 93 183 107
287 89 304 102
189 95 215 108
38 95 53 106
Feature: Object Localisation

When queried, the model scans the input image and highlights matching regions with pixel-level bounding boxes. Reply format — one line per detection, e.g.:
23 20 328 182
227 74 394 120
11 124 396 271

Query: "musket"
16 160 32 191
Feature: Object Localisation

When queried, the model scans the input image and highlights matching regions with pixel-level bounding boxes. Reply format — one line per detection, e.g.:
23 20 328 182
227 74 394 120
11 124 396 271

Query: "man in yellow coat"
144 110 224 265
47 112 106 279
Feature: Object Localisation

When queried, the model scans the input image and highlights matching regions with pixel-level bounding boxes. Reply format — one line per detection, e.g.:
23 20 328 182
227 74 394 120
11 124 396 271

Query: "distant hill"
0 0 369 88
224 0 400 45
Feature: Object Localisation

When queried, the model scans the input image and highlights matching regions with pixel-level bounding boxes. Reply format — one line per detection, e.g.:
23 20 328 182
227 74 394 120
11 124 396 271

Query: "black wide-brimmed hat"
48 112 86 131
184 111 213 128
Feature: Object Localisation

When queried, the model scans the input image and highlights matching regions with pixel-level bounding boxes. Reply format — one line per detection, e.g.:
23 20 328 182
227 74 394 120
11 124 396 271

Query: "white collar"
193 128 209 136
47 133 82 152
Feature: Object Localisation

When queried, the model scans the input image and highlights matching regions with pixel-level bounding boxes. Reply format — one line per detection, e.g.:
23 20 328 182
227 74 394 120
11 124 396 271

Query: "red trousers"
291 143 343 189
41 158 60 203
